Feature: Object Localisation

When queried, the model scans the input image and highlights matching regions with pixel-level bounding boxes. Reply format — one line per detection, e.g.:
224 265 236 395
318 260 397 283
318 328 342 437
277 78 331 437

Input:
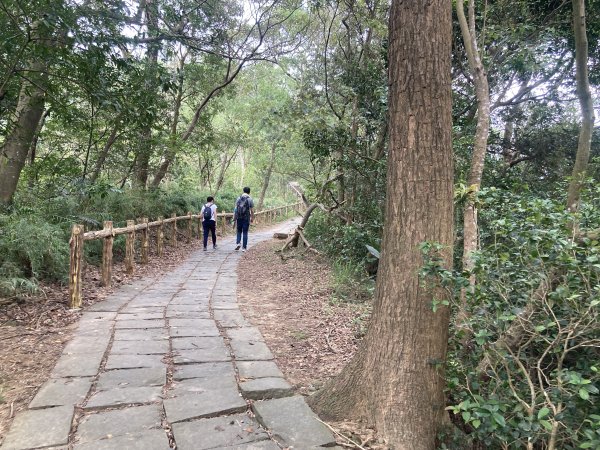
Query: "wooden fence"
68 202 303 308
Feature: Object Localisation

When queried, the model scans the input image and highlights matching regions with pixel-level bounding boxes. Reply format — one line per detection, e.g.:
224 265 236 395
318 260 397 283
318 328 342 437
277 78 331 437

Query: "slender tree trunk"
89 124 119 183
257 143 276 210
134 0 159 189
309 1 454 448
456 0 491 319
0 62 48 205
151 53 186 188
566 0 595 213
27 107 51 189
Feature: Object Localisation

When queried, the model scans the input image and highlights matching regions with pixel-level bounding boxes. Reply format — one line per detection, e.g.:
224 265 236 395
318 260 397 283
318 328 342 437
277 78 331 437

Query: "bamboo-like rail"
68 202 303 308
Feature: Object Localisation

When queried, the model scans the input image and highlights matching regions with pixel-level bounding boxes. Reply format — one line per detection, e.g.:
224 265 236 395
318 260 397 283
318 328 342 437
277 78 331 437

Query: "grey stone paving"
1 218 337 449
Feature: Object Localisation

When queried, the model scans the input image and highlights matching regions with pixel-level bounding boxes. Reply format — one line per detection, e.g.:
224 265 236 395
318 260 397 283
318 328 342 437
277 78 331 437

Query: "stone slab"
171 336 225 350
114 320 164 329
212 302 239 310
237 361 284 380
113 329 168 341
165 310 211 319
173 362 235 381
1 406 74 450
30 377 92 408
87 300 127 312
73 430 169 450
227 328 265 342
170 326 220 337
110 339 169 355
217 441 281 450
230 340 273 361
214 310 251 328
252 396 336 448
86 386 163 409
169 318 214 328
240 377 293 400
96 367 165 390
79 311 117 321
171 374 238 394
173 348 230 364
163 388 246 423
51 352 104 378
172 414 268 450
116 312 164 320
77 404 162 443
63 336 110 355
105 354 164 369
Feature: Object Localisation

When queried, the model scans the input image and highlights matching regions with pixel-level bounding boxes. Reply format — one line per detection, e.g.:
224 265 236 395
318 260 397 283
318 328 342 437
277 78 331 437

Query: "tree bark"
566 0 595 213
151 53 186 188
89 124 119 183
456 0 491 320
257 142 276 210
0 61 48 205
309 0 454 448
134 0 160 189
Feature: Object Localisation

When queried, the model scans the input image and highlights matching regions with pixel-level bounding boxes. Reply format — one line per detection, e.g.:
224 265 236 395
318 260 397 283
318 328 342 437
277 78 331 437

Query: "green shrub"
421 187 600 449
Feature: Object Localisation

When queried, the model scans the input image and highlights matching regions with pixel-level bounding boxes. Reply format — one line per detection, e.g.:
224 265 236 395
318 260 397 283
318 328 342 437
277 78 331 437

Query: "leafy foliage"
422 186 600 449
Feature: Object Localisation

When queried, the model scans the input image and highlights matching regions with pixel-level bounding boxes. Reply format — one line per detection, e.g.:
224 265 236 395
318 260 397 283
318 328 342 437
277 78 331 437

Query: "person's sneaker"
242 248 247 252
203 247 207 251
213 244 217 249
235 244 241 250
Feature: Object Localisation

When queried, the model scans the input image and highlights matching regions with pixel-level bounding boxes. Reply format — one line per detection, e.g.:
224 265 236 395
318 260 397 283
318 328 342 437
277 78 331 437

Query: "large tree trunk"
309 0 454 448
257 142 276 210
0 62 48 205
566 0 595 213
456 0 491 320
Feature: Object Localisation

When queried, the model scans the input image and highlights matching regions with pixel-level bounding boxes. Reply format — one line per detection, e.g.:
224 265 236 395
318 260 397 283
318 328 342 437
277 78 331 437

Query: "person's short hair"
243 187 250 194
207 196 214 202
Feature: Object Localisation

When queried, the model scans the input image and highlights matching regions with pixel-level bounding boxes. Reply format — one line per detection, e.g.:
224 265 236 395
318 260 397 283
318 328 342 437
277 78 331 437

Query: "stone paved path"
2 220 337 450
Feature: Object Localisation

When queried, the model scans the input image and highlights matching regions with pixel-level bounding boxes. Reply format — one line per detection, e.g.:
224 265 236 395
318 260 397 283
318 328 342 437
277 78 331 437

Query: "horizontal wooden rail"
69 202 303 308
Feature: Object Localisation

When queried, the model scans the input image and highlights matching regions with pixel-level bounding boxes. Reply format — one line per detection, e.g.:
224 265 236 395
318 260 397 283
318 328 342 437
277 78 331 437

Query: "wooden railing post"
140 217 149 264
187 211 193 242
101 221 113 287
171 213 177 248
197 215 202 239
69 224 84 309
125 219 135 275
157 217 164 257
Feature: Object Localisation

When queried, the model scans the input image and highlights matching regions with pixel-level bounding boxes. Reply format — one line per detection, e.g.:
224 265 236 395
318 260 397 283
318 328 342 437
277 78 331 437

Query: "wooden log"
157 217 164 257
69 224 84 309
125 219 135 275
101 221 113 287
140 217 149 264
273 232 290 240
187 211 193 242
171 212 177 248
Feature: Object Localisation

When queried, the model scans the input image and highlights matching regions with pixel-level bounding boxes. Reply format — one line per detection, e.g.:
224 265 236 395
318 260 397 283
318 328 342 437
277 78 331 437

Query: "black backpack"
236 196 249 219
203 204 212 221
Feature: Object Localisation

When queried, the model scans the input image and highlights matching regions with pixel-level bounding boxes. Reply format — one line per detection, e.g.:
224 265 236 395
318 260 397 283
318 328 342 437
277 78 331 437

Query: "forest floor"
238 240 388 449
0 226 386 449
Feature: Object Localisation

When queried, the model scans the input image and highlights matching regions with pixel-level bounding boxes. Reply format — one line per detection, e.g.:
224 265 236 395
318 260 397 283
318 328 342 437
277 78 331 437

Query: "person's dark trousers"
202 220 216 248
236 217 250 249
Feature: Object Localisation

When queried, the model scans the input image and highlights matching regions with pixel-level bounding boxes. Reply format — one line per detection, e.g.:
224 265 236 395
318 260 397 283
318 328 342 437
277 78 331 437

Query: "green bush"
421 187 600 449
